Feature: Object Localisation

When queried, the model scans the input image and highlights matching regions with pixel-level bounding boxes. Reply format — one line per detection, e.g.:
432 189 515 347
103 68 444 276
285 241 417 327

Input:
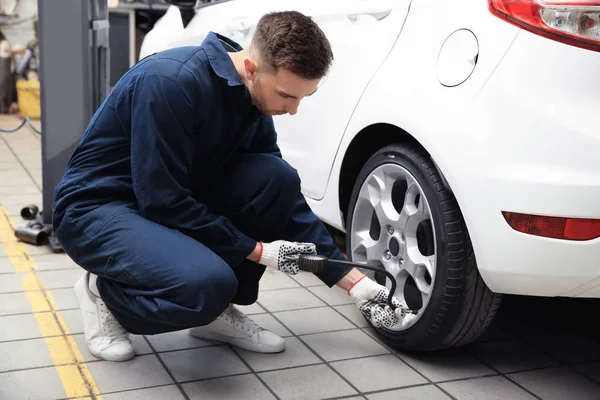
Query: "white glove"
257 240 317 275
349 276 407 328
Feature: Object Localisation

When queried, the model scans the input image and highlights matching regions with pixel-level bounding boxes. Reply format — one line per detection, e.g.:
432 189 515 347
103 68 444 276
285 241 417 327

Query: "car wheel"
345 143 502 352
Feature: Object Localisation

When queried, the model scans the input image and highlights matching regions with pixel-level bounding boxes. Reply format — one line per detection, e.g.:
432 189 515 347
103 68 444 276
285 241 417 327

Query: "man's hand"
256 240 317 274
348 276 407 328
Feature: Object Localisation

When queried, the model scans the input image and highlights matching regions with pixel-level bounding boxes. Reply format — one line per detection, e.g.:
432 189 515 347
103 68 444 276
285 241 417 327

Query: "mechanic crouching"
52 10 408 362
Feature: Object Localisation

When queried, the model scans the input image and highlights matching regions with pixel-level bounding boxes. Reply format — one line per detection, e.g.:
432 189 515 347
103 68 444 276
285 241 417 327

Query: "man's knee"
276 158 301 193
177 257 238 322
263 155 301 204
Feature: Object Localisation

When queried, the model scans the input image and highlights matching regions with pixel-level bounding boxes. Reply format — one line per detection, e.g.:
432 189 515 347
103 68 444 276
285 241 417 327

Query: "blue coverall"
52 32 352 334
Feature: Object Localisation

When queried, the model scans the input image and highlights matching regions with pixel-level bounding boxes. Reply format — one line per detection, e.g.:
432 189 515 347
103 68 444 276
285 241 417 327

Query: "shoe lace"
98 300 129 340
226 305 262 335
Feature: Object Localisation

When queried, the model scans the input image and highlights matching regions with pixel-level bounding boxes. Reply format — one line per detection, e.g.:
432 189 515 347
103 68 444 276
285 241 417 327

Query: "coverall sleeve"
246 117 352 287
117 72 257 266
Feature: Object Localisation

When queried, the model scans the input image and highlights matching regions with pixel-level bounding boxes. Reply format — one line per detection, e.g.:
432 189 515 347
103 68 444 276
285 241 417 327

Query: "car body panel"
320 1 600 297
140 0 600 299
270 0 411 200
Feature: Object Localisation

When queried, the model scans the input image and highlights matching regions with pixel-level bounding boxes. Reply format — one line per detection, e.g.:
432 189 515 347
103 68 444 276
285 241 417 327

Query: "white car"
140 0 600 351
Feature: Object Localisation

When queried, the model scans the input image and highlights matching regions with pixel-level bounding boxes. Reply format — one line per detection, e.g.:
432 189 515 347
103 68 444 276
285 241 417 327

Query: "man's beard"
249 78 285 116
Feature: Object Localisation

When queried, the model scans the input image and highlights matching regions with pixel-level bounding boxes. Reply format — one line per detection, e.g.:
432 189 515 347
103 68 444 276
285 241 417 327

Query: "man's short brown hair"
251 11 333 80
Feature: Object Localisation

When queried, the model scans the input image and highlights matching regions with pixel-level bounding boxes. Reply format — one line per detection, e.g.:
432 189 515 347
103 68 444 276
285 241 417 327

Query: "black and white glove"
349 276 407 328
257 240 317 275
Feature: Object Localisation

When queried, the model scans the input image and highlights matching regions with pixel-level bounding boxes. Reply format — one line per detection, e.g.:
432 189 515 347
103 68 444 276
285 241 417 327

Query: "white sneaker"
74 272 134 362
189 305 285 353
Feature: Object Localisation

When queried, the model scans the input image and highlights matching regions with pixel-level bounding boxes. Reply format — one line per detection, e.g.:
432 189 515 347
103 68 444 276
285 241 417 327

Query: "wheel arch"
338 123 453 224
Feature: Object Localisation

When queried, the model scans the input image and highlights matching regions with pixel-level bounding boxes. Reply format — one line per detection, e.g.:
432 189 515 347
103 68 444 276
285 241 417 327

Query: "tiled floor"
1 115 599 400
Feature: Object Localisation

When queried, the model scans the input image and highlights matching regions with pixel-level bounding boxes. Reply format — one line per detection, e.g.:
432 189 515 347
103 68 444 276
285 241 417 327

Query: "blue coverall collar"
203 31 245 87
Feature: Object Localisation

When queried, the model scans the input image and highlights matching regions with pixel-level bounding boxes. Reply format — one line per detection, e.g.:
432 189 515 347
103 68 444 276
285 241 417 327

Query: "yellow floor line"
0 206 103 399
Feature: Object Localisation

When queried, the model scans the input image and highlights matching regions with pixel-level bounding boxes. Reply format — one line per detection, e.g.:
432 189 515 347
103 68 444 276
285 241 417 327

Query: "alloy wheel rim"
350 162 437 331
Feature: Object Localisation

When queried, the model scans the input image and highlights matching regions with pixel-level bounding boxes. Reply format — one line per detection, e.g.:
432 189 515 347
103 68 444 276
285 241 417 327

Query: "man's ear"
244 58 258 82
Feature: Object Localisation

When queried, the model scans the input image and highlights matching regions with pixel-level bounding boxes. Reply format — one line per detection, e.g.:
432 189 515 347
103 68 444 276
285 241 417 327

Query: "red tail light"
503 212 600 241
489 0 600 52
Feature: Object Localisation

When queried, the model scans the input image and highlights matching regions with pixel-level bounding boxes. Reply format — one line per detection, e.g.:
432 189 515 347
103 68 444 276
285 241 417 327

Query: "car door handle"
346 9 392 22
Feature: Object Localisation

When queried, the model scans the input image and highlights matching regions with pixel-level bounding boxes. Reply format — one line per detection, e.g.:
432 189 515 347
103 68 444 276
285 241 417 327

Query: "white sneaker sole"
190 329 285 354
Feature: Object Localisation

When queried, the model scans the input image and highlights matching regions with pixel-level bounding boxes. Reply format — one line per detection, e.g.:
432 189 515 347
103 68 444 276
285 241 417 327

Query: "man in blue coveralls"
53 11 407 362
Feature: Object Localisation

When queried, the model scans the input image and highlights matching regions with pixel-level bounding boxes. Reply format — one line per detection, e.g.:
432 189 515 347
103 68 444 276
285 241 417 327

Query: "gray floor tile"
331 354 427 392
8 241 52 256
13 145 41 156
0 156 19 167
0 365 67 400
400 348 495 382
335 304 370 328
440 376 537 400
22 158 42 169
469 339 561 373
259 364 358 400
10 146 41 157
0 313 42 341
145 329 218 353
32 254 81 271
362 327 396 351
259 269 300 291
0 257 15 273
236 336 321 372
0 170 36 186
73 334 152 362
471 326 516 344
0 193 42 209
29 243 54 256
302 329 389 362
183 373 276 400
50 288 79 311
0 337 53 372
527 333 600 364
0 291 32 315
0 184 40 195
308 285 355 306
251 313 293 337
37 269 83 289
27 168 42 183
290 270 327 287
3 141 38 152
60 309 84 335
160 345 249 382
573 361 600 384
367 385 452 400
274 306 355 335
102 385 185 400
237 302 265 315
0 273 24 293
3 201 36 217
258 287 326 312
86 354 172 393
508 366 600 400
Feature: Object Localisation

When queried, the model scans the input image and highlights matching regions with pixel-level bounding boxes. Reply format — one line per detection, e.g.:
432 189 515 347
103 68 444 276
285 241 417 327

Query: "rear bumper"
454 30 600 297
469 211 600 297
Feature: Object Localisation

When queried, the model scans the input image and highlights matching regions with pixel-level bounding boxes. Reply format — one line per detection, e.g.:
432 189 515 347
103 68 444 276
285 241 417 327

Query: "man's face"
247 66 321 117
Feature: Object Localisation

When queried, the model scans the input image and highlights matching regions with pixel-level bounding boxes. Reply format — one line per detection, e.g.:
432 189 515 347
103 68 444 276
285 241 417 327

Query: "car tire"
345 143 502 352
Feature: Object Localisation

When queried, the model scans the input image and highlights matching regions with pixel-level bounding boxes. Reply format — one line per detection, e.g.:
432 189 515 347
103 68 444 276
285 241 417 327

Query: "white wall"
1 0 38 47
